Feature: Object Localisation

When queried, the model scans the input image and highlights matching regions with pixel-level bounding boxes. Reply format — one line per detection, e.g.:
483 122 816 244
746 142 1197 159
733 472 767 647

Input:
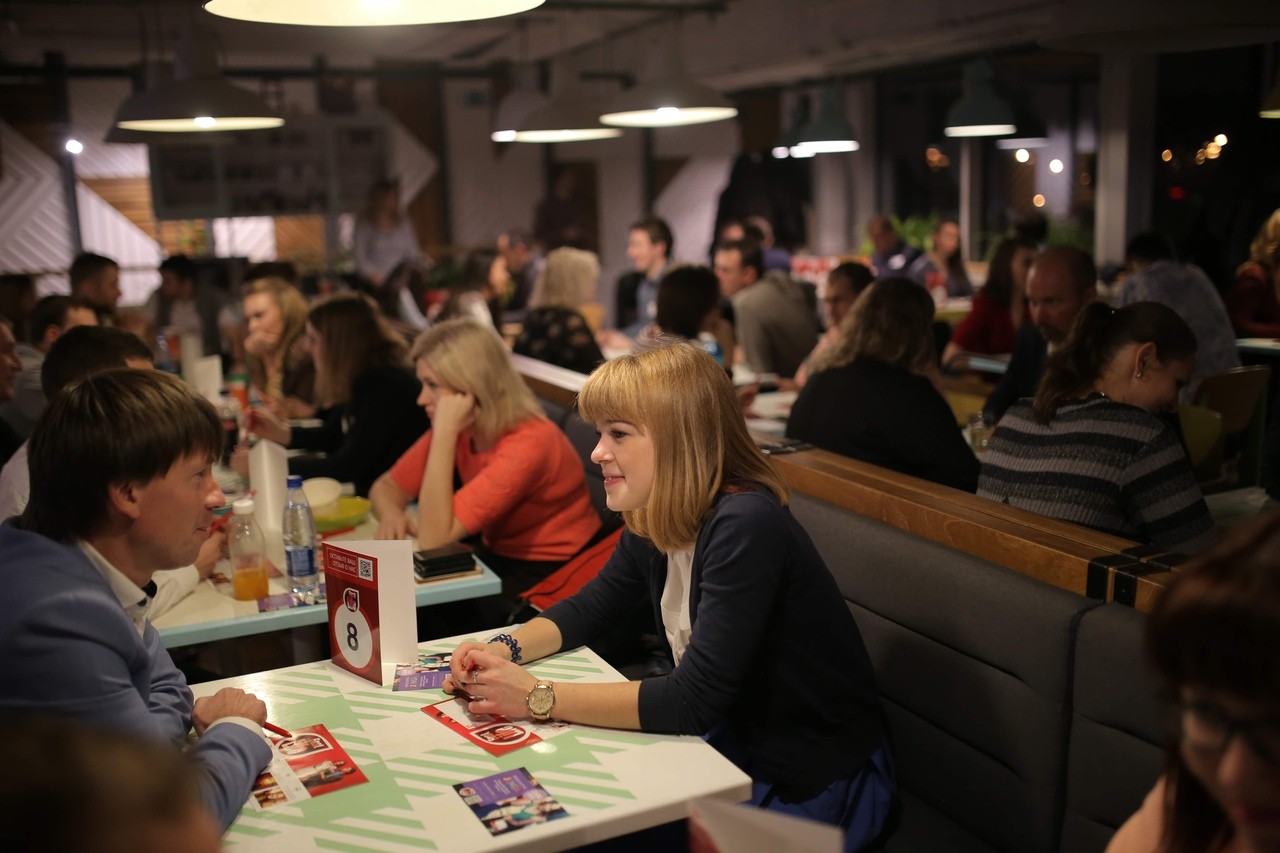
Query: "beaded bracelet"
486 633 522 664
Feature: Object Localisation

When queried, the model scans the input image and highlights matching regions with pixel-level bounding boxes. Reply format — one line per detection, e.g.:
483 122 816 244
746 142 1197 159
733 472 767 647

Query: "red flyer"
324 543 384 683
248 724 369 810
423 696 544 756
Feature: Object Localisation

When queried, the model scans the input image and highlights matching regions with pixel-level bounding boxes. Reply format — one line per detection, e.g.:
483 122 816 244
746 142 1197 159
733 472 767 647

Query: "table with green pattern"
194 636 752 851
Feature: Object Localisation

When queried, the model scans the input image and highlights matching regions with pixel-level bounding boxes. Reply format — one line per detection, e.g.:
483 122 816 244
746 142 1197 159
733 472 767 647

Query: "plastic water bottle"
283 474 318 594
155 332 178 374
228 497 268 601
696 332 725 365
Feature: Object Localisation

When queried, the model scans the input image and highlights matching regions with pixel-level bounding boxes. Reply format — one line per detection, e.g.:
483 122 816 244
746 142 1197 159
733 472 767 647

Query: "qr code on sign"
358 558 373 580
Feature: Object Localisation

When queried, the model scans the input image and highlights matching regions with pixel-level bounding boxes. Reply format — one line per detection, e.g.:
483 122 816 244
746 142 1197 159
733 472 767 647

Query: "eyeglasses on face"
1180 699 1280 768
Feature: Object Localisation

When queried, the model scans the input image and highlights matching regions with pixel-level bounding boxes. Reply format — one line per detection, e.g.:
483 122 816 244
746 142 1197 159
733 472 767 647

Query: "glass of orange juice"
233 562 269 601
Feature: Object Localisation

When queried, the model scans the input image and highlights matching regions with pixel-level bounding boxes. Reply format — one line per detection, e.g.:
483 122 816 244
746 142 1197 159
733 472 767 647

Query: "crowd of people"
1 200 1279 851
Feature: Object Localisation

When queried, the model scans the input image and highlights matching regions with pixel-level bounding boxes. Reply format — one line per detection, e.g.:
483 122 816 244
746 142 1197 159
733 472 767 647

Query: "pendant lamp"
491 64 548 142
1262 72 1280 119
204 0 545 26
513 60 621 143
598 27 736 128
944 60 1015 138
113 24 283 133
993 99 1049 149
792 86 858 154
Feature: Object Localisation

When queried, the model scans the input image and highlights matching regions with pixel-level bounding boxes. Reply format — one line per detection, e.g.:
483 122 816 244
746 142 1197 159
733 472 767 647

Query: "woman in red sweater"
370 319 601 601
943 236 1037 365
1225 208 1280 337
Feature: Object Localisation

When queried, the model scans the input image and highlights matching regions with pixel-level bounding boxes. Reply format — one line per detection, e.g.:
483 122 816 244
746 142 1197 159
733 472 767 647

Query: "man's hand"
191 687 267 735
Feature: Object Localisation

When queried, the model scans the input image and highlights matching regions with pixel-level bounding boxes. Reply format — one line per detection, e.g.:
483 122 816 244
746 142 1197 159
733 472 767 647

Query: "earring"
1135 370 1144 379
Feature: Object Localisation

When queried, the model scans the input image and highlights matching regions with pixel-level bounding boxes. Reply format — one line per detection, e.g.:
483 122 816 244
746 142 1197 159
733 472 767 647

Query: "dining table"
154 515 501 649
196 633 752 852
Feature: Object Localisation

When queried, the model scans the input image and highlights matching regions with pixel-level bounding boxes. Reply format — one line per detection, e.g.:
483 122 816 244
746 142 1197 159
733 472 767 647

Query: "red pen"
263 721 292 739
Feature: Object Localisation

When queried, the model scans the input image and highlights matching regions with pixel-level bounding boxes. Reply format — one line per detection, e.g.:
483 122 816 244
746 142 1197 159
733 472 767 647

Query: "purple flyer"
454 768 569 836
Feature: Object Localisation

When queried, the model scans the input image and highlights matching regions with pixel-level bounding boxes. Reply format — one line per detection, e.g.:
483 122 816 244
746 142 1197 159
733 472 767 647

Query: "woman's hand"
443 649 535 720
283 396 316 419
244 329 279 356
431 392 477 437
245 406 291 445
374 507 418 540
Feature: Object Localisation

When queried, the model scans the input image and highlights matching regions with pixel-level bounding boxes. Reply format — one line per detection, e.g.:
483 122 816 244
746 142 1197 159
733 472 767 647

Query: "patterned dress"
514 307 605 375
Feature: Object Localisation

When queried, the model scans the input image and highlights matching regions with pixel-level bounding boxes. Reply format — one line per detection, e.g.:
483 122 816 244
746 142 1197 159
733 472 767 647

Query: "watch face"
528 683 554 717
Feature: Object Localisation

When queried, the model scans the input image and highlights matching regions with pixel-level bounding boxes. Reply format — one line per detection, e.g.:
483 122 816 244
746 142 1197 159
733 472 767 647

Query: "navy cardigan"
542 485 885 802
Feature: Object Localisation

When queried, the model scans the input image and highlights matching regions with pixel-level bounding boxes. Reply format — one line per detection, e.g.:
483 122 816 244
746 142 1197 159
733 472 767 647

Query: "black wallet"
413 543 477 580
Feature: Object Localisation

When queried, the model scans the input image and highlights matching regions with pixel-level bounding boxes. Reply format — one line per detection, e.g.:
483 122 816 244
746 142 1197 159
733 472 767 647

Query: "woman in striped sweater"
978 301 1217 554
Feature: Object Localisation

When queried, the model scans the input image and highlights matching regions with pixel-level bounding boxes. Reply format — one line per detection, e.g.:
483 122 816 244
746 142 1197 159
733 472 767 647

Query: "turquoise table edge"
157 566 501 648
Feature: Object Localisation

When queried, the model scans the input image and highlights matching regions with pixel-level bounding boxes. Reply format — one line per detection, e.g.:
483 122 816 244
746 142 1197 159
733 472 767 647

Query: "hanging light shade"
491 64 548 142
944 60 1016 138
513 60 621 143
114 24 283 132
1038 0 1280 52
771 101 808 159
204 0 545 26
793 86 858 154
104 62 232 144
598 31 736 128
1262 73 1280 119
993 99 1049 149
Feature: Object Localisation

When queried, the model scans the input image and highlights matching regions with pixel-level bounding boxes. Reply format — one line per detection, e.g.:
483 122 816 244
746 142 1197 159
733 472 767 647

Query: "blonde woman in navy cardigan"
441 341 895 850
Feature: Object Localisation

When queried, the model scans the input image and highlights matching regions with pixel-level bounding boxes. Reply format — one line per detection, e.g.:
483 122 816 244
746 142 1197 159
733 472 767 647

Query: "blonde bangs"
576 355 647 431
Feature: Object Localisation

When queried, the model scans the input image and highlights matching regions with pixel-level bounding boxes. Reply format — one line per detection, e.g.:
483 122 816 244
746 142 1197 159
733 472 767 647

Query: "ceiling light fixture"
944 60 1016 138
792 86 858 154
491 63 548 142
598 25 736 128
1262 72 1280 119
113 24 283 133
771 101 808 160
204 0 544 27
513 59 622 143
993 97 1049 149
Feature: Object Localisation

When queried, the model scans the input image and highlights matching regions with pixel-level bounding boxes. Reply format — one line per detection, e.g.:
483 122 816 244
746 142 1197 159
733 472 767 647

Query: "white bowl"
301 477 342 510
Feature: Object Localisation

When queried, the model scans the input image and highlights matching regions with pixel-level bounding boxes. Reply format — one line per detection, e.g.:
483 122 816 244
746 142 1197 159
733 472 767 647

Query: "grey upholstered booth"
1059 604 1165 852
790 493 1163 853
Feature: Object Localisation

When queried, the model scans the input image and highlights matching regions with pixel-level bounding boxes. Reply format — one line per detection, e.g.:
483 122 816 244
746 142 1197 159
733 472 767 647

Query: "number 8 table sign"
322 540 417 685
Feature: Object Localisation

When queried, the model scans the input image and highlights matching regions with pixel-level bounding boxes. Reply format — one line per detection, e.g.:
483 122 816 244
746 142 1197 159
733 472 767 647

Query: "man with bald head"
983 245 1097 422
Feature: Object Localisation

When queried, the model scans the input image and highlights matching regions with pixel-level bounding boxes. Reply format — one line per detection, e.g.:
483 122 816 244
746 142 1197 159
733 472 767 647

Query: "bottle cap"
287 474 303 489
233 497 256 515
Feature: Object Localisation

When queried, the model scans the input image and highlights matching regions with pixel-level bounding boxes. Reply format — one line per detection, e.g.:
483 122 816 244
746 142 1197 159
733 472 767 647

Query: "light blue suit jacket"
0 521 271 829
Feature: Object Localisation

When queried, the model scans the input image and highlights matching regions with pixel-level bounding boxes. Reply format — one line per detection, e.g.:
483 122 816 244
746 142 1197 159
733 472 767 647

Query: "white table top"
196 636 751 851
1237 337 1280 356
153 565 500 648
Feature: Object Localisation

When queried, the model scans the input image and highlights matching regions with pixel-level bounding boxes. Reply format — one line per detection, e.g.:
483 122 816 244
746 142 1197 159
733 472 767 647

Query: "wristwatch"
526 680 556 721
